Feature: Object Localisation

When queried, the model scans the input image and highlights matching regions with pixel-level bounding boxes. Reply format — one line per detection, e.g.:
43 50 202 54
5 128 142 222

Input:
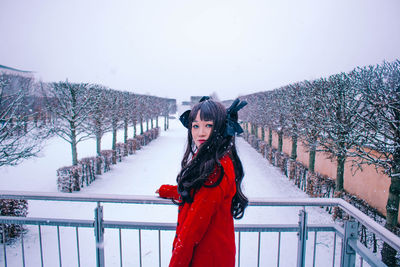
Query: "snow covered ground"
0 107 356 266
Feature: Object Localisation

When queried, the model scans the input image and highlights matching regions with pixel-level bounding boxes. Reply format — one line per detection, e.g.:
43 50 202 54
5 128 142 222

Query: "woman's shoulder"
204 153 235 186
220 153 234 174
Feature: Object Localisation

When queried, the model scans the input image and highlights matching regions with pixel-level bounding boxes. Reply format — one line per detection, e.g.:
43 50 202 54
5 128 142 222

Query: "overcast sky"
1 0 399 102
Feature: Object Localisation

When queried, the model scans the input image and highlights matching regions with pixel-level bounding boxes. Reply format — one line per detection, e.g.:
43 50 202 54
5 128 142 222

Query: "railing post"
297 209 308 267
340 219 357 267
94 202 105 267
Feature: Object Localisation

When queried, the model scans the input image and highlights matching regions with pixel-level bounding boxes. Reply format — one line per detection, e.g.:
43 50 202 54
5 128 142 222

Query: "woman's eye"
192 125 199 129
206 124 213 128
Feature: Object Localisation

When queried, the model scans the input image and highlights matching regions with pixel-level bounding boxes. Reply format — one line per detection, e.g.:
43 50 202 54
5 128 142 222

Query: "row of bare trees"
239 60 400 265
0 74 177 168
41 81 176 166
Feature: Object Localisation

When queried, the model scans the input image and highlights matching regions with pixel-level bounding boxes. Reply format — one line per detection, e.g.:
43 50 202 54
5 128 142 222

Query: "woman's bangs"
198 103 215 122
190 102 214 122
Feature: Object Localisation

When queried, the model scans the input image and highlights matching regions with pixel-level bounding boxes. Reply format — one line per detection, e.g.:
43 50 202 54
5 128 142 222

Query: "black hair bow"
179 110 191 129
225 98 247 137
179 96 210 129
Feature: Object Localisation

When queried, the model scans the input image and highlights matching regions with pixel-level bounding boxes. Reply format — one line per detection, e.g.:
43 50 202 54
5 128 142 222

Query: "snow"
0 106 357 266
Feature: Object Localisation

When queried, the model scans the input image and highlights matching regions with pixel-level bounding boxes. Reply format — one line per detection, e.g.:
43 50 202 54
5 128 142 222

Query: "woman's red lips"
198 140 206 144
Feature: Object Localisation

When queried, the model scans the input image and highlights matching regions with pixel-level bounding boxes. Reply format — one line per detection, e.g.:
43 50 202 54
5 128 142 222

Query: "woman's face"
191 111 213 148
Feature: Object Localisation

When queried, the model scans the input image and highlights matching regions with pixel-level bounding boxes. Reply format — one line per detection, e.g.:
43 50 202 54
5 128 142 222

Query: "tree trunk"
291 135 297 161
309 144 316 173
156 116 159 128
96 134 101 156
289 134 297 180
133 120 137 138
124 119 128 144
146 118 149 131
71 138 78 166
261 126 265 141
381 173 400 266
167 116 169 129
278 131 283 153
96 133 102 175
140 117 144 135
151 117 154 129
268 127 272 146
308 133 317 173
164 115 167 131
335 155 345 192
112 126 117 164
70 128 78 166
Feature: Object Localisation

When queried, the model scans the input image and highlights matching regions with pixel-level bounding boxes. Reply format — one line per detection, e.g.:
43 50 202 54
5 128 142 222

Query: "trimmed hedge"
0 199 28 243
57 165 82 192
56 128 161 192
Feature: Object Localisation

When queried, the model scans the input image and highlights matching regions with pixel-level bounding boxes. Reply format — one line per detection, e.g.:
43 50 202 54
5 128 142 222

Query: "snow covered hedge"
126 138 140 154
57 165 82 192
56 128 161 192
0 199 28 243
80 157 96 186
136 135 145 147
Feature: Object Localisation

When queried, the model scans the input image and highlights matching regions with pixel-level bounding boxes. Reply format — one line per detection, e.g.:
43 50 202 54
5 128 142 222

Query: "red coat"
158 154 237 267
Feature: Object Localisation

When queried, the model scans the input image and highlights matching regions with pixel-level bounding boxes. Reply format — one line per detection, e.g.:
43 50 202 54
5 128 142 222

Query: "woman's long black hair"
176 99 248 219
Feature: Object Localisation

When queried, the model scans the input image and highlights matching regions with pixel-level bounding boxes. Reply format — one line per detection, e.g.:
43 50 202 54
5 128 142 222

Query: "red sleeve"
169 183 225 267
157 184 180 200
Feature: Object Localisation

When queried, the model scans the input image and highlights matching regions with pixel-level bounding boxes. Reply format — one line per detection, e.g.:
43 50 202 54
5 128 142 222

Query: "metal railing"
1 191 399 267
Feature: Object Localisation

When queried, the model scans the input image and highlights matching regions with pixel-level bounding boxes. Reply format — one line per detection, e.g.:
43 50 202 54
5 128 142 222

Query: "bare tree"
316 72 365 193
300 78 329 173
83 85 110 173
43 81 96 165
0 73 45 166
270 88 290 153
261 92 275 146
153 97 162 128
352 61 400 265
253 92 269 139
121 92 133 144
285 83 306 163
131 94 139 138
107 90 123 164
136 94 145 135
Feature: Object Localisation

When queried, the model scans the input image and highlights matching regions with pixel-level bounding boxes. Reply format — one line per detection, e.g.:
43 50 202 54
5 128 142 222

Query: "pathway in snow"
0 111 343 266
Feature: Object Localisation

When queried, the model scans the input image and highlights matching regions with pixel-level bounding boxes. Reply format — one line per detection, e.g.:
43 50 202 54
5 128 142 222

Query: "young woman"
156 97 248 267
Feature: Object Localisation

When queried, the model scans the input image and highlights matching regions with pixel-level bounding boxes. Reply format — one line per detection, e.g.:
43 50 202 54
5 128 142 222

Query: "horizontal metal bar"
103 221 177 231
0 216 94 228
0 216 339 235
103 222 339 233
249 197 338 207
0 191 173 205
235 224 339 233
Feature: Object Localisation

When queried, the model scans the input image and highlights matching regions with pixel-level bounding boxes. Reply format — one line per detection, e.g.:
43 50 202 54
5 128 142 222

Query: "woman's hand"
157 184 180 200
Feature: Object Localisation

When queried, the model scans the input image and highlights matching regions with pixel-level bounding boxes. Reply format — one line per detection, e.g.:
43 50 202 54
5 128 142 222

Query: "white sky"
1 0 399 102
